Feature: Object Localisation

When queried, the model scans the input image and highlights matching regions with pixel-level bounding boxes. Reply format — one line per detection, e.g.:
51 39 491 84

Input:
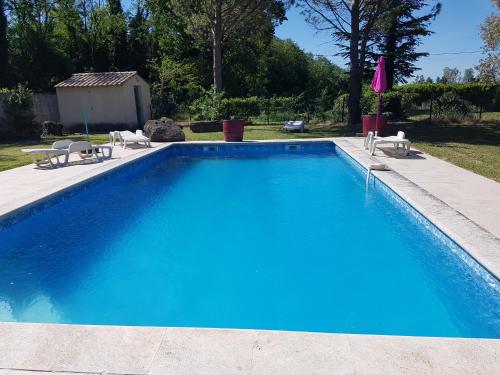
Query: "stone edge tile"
333 138 500 279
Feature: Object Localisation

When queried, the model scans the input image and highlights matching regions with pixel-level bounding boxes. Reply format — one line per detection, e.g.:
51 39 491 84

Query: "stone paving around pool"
0 142 169 221
341 137 500 238
0 138 499 374
0 323 499 375
334 138 500 279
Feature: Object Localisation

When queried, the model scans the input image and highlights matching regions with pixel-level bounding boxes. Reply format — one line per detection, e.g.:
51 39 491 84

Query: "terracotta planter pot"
362 115 387 136
223 120 245 142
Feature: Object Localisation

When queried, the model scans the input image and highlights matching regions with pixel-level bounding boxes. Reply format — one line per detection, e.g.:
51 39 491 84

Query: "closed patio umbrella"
371 57 387 135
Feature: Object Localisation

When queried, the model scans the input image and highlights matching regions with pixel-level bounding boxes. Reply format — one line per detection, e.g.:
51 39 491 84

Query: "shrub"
220 97 260 119
394 82 499 108
332 94 348 121
41 121 63 137
189 87 226 121
189 121 222 133
433 92 470 120
188 93 308 122
1 84 36 136
361 87 377 115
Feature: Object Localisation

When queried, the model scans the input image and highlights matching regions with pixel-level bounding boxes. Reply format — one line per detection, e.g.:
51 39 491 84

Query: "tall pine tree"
0 0 8 86
374 0 441 89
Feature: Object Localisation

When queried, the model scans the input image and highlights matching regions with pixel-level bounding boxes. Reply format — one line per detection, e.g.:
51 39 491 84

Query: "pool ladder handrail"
366 163 390 187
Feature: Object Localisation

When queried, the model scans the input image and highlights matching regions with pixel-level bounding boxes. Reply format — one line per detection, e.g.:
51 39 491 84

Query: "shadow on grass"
389 122 500 146
245 123 356 139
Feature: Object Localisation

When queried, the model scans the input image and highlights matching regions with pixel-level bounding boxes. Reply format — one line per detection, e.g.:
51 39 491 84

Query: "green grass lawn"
183 122 355 141
1 122 499 181
408 111 500 122
391 122 500 181
0 134 110 172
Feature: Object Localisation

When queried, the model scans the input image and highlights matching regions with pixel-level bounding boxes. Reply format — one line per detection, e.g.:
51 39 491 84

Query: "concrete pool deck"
334 138 500 279
0 138 499 374
0 323 499 375
0 142 170 221
339 138 500 238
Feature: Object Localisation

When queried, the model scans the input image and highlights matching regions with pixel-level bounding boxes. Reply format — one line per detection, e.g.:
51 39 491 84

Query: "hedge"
191 95 306 120
335 83 500 121
0 84 37 137
394 83 499 108
189 83 499 122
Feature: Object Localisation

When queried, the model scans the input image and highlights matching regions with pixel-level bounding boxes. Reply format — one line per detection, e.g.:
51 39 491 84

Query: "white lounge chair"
53 140 112 161
283 121 305 132
368 131 411 156
114 130 151 148
22 140 112 168
21 147 68 168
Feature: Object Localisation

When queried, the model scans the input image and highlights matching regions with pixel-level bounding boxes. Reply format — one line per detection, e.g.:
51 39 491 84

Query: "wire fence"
166 94 500 126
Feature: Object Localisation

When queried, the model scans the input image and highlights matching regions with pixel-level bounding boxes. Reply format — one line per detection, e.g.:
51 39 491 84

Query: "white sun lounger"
283 121 305 132
53 140 113 161
21 148 68 168
366 131 411 156
114 130 151 148
22 140 113 168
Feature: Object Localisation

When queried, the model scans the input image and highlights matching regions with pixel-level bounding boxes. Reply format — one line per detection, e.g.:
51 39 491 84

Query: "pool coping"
332 138 500 281
0 138 499 374
0 142 173 225
0 322 498 375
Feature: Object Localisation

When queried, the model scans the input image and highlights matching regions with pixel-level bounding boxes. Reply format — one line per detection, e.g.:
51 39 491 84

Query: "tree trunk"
348 1 362 130
0 0 8 87
212 0 223 92
385 23 397 90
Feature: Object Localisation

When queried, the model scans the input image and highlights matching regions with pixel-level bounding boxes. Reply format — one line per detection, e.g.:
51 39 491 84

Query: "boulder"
190 120 222 133
144 117 185 142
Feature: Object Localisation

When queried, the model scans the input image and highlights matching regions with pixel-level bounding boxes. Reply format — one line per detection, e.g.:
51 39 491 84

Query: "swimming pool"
0 141 498 338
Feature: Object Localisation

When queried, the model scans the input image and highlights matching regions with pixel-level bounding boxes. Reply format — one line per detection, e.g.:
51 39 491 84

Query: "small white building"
55 71 151 131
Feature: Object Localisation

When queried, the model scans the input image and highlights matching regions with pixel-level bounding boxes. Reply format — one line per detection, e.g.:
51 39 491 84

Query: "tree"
414 74 425 83
128 0 152 77
373 0 441 89
476 54 499 82
0 0 8 87
6 0 70 89
265 38 310 96
53 0 88 72
439 67 461 83
476 0 500 82
108 0 128 69
462 68 475 83
170 0 286 93
298 0 387 128
78 0 113 71
306 55 347 112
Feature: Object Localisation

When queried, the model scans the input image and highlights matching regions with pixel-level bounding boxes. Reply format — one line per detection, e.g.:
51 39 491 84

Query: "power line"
426 50 485 56
311 49 497 57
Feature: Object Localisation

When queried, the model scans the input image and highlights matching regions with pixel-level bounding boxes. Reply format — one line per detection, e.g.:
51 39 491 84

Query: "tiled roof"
55 71 138 88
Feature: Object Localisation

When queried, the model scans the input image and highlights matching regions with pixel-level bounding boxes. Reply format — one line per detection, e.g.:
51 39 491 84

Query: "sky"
275 0 497 81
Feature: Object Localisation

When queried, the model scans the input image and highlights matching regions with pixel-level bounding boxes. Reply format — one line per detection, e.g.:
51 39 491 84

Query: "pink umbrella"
371 57 387 135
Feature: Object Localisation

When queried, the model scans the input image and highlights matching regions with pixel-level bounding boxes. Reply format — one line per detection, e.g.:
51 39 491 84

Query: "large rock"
144 117 185 142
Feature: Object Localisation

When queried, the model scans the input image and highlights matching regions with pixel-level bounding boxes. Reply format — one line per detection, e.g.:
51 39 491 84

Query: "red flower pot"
223 120 245 142
362 115 387 136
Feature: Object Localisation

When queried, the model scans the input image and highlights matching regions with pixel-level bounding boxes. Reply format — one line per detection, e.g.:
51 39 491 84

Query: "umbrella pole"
80 107 90 143
376 93 382 136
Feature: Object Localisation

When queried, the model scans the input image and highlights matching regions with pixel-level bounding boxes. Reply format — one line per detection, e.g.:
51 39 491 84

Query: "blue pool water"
0 143 499 338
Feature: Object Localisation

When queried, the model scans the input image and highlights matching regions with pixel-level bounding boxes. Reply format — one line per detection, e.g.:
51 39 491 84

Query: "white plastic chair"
283 121 305 132
119 130 151 148
370 131 411 156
